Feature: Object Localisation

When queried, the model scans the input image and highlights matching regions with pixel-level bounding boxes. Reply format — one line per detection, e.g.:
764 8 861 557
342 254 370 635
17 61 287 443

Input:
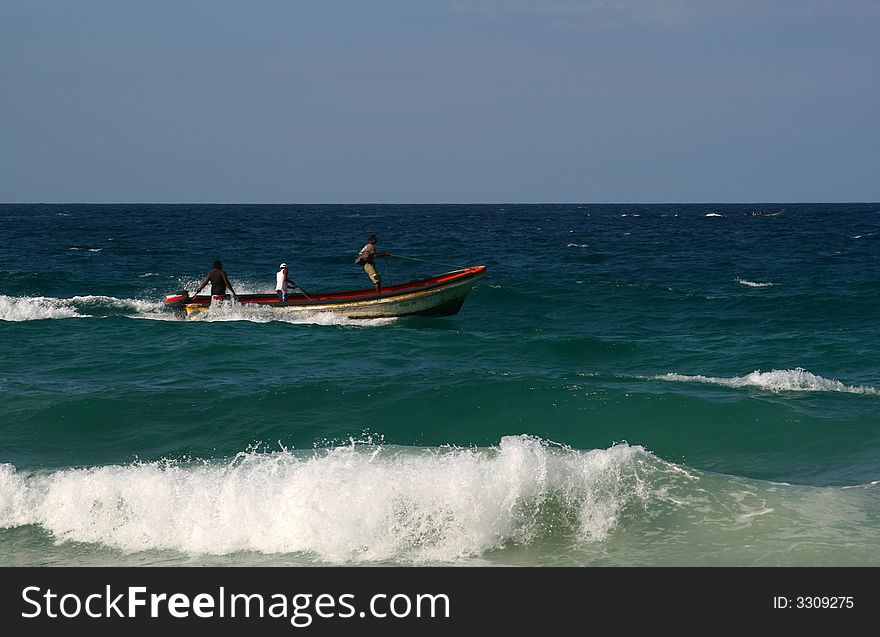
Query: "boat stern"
163 290 193 316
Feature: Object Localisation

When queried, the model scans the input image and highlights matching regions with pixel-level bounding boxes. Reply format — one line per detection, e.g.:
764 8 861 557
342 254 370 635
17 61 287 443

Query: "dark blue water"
2 203 879 566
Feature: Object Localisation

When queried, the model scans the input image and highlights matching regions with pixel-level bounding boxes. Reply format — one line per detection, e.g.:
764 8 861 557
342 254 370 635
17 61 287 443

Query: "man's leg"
365 263 381 294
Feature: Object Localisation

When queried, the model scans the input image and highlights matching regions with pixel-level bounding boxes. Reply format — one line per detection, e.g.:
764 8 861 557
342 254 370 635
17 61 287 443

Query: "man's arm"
223 272 238 298
193 274 210 295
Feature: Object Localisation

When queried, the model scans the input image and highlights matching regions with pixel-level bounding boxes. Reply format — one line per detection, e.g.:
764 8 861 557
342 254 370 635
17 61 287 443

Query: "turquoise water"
1 203 879 566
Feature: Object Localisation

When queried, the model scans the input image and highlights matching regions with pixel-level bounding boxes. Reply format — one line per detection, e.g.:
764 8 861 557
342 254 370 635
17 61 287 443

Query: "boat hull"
165 266 486 319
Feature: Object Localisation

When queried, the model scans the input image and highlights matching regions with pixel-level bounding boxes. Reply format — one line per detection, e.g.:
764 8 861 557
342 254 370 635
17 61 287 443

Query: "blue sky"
1 0 877 203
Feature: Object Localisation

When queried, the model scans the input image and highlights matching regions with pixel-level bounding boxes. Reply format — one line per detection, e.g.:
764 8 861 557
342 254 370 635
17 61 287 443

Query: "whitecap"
735 278 774 288
0 437 658 562
654 368 878 395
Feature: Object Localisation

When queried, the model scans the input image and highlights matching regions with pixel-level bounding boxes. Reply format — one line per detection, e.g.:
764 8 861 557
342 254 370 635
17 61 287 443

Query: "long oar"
387 254 466 270
287 278 314 300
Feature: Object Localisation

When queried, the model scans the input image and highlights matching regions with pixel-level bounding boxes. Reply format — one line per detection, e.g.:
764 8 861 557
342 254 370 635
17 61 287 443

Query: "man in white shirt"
276 263 291 302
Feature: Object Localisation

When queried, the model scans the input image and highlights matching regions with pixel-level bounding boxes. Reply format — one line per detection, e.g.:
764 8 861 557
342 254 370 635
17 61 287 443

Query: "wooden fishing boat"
164 265 486 319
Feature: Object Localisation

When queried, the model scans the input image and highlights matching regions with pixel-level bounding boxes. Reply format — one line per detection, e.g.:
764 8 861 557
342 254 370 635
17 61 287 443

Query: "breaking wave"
654 368 879 395
0 437 664 563
734 278 774 287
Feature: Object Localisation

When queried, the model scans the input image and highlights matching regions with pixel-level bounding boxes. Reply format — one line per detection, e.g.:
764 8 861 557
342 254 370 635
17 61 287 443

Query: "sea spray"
0 437 657 563
655 369 879 395
0 295 83 321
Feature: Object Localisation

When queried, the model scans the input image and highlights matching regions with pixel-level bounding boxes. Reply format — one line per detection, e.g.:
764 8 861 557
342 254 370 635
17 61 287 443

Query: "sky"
1 0 878 203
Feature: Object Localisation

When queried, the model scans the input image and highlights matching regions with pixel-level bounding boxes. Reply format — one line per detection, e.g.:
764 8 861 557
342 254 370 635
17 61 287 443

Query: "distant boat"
164 266 487 319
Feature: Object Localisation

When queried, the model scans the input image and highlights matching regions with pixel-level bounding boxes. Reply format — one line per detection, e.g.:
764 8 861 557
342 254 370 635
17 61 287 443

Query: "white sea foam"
68 295 165 313
705 213 723 217
0 293 376 324
188 301 396 327
0 464 33 527
654 368 879 395
0 295 84 321
0 294 171 321
735 507 774 523
734 278 774 288
0 437 658 563
567 243 590 248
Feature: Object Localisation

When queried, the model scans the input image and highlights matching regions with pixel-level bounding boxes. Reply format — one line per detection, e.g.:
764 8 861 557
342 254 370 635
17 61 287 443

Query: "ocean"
1 203 879 567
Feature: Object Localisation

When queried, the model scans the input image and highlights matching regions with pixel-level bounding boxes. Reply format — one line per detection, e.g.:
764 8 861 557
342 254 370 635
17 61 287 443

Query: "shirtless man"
194 260 238 301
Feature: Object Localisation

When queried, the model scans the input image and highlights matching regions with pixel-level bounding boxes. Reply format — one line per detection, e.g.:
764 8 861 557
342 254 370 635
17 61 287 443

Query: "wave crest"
0 437 661 563
734 278 774 288
655 368 878 395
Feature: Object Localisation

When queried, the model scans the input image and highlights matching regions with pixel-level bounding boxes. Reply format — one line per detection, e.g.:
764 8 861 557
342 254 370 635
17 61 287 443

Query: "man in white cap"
276 263 291 302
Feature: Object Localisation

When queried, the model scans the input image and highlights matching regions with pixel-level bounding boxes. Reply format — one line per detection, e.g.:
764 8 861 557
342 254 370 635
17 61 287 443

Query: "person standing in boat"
355 234 391 294
275 263 292 302
194 260 238 301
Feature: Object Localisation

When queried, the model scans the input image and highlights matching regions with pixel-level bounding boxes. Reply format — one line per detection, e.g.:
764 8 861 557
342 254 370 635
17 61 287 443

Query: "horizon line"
2 201 878 206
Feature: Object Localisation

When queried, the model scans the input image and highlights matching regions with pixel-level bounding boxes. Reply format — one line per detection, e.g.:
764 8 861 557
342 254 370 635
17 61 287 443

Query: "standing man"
276 263 291 302
194 260 238 301
355 234 391 294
